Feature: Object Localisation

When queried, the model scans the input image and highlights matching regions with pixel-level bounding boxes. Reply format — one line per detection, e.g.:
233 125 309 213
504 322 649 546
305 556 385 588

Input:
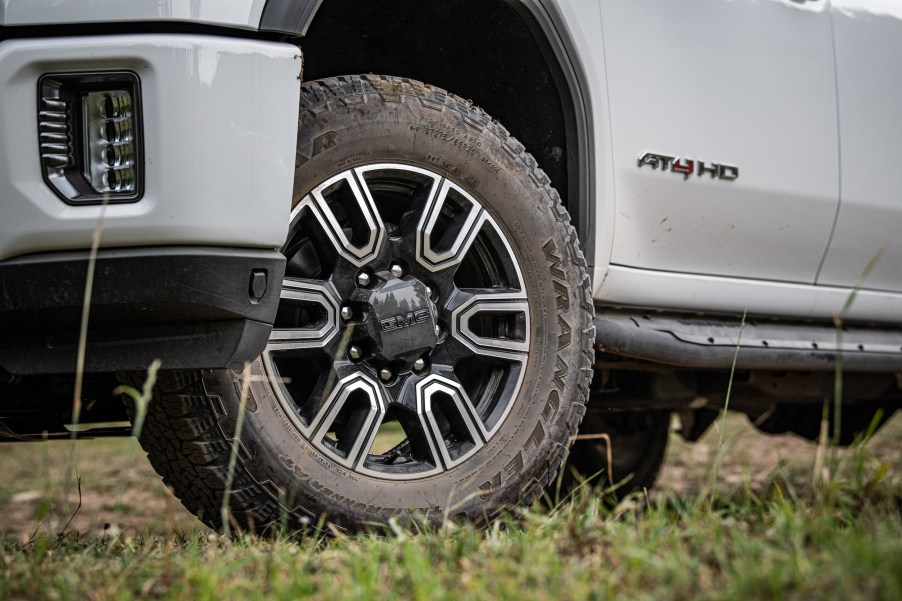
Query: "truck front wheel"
132 75 594 532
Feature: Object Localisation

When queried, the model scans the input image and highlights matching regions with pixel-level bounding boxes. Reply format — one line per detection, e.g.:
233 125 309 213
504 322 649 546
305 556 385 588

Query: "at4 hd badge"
637 152 739 181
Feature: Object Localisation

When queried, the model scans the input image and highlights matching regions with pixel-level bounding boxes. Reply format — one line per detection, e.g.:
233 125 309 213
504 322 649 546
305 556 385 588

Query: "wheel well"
299 0 586 245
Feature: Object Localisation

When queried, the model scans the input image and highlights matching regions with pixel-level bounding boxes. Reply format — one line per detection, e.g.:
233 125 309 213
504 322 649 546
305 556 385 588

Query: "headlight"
39 72 143 204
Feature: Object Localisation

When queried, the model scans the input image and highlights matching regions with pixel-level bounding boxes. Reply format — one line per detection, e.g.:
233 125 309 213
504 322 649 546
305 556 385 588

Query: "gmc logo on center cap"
380 309 431 332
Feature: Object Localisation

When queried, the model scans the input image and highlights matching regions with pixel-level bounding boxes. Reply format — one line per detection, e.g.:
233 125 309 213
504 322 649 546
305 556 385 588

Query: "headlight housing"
38 72 143 204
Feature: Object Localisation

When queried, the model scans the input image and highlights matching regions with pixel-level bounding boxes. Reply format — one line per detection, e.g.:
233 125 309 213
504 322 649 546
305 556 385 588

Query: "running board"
594 312 902 372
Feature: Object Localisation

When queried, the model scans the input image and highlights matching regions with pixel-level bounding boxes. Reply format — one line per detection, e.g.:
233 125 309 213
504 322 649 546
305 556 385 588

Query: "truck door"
816 1 902 293
599 0 839 283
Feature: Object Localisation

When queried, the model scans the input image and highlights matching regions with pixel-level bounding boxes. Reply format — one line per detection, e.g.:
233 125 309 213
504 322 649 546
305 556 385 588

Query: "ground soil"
1 412 899 542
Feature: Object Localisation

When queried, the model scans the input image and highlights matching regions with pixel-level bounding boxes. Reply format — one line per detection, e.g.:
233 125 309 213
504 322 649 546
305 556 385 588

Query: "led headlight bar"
39 72 143 204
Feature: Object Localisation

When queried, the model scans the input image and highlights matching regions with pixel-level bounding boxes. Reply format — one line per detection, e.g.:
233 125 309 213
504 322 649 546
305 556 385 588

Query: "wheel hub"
353 271 438 371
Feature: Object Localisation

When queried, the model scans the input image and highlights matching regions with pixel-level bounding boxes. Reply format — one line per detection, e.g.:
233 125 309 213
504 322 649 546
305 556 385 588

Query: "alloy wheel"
263 163 530 480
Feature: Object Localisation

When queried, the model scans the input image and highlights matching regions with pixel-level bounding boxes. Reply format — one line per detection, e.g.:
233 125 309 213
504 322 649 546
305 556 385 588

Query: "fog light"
104 166 136 192
102 93 132 119
105 142 134 167
83 90 136 194
39 72 142 204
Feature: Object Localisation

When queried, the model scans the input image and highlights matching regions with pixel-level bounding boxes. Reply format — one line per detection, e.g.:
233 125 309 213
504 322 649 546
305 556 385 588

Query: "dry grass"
0 437 204 542
1 412 900 542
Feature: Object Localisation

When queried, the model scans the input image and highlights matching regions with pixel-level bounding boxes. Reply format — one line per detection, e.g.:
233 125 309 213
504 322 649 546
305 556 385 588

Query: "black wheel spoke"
450 290 530 362
291 169 387 267
266 278 342 352
414 178 486 274
307 373 387 470
413 374 485 470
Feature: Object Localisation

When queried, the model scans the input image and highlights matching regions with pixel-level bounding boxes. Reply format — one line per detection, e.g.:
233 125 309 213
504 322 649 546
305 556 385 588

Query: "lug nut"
390 263 404 278
348 345 362 360
356 272 371 288
379 368 393 382
413 358 426 372
434 325 442 337
425 286 433 299
340 306 353 321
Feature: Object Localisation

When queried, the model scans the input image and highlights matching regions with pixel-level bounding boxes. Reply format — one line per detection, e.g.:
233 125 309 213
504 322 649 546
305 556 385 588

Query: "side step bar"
594 312 902 372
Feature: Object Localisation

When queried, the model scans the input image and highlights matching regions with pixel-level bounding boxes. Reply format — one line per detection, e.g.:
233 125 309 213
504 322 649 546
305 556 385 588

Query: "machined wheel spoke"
413 374 486 469
291 169 386 267
308 373 387 469
267 278 342 351
451 291 530 362
443 286 526 314
416 178 487 272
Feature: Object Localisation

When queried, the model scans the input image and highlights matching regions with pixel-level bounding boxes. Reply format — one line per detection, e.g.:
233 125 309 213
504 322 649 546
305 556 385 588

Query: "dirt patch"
1 414 899 542
658 412 902 497
0 438 205 543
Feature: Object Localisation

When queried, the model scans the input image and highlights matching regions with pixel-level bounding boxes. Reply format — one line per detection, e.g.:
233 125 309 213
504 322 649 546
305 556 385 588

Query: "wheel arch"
267 0 596 266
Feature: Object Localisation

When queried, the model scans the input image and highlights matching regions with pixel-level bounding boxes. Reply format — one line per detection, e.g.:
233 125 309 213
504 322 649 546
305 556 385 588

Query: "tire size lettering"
337 155 364 168
422 119 480 145
419 119 501 174
426 154 462 177
307 448 359 481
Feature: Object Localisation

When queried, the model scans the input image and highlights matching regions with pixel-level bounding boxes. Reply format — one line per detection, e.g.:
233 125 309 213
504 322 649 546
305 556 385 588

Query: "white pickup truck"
2 0 900 532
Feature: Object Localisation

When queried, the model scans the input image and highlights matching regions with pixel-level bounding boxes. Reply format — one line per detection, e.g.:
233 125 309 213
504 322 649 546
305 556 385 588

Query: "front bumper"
0 246 285 374
0 33 301 261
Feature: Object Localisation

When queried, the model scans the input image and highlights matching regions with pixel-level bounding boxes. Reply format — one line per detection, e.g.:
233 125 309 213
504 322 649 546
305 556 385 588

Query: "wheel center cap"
358 274 438 369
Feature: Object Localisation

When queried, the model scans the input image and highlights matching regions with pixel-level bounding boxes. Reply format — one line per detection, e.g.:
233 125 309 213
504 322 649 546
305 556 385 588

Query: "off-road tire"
564 408 670 498
131 75 594 532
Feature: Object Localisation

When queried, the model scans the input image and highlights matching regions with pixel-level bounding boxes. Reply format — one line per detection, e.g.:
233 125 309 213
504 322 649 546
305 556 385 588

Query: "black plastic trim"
595 311 902 373
0 247 286 374
513 0 594 266
260 0 322 36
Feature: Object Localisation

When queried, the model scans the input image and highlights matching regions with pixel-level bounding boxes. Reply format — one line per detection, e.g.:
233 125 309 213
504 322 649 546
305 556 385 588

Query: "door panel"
599 0 839 283
817 1 902 292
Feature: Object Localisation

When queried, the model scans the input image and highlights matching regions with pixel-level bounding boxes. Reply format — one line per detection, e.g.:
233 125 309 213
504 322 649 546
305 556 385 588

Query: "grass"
1 415 901 600
1 473 901 600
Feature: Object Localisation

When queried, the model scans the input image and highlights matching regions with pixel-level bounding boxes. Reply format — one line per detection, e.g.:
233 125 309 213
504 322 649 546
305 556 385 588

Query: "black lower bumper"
0 246 285 374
